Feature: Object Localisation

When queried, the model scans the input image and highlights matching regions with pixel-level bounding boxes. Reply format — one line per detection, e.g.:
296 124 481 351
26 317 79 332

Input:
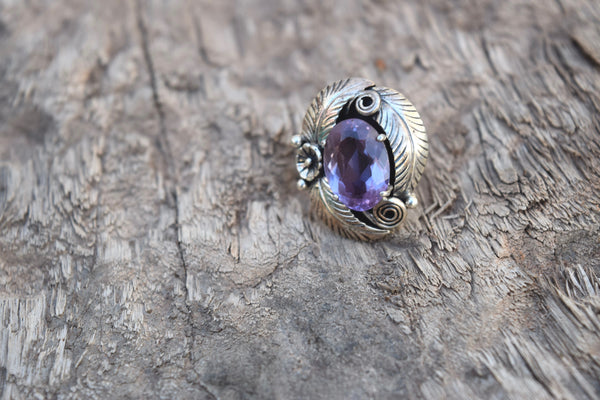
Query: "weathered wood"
1 0 599 398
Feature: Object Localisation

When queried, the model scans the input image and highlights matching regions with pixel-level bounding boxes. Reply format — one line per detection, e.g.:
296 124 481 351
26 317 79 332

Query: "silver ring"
292 78 429 240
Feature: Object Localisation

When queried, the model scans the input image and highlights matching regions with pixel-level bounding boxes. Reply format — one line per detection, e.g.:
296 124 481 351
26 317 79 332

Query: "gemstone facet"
323 118 390 212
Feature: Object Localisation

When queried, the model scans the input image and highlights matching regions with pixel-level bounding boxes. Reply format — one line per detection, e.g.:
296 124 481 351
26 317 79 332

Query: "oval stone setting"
323 118 390 212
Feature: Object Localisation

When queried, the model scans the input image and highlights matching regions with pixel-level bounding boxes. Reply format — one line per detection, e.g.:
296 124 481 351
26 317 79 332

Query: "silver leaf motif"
301 78 374 144
375 88 429 195
311 179 388 241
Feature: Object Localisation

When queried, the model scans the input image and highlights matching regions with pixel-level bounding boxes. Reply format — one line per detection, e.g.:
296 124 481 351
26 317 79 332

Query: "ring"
292 78 429 240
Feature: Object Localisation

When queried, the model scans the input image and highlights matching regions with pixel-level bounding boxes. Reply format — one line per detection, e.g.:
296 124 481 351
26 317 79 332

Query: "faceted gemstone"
323 118 390 211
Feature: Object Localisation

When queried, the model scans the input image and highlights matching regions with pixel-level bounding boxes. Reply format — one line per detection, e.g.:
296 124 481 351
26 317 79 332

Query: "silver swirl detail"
371 198 407 229
355 90 381 116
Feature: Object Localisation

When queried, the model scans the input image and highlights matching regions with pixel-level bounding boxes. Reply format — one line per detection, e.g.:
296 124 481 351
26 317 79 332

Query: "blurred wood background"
1 0 600 399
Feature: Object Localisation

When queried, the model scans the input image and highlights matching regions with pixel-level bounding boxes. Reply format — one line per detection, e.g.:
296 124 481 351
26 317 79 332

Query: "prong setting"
379 185 393 199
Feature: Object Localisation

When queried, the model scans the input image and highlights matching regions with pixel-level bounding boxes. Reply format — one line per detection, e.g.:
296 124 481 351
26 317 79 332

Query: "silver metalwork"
355 90 381 116
296 142 322 182
371 198 407 229
293 78 429 240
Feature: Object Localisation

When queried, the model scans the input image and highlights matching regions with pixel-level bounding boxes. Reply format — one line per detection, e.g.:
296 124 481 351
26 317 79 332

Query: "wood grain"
1 0 599 398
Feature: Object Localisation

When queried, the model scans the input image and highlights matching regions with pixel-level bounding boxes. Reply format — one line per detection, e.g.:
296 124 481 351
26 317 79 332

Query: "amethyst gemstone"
323 118 390 211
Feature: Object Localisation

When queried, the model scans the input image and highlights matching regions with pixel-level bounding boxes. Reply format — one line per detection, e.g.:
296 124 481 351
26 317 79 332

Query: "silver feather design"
311 179 388 241
375 88 428 194
301 78 374 144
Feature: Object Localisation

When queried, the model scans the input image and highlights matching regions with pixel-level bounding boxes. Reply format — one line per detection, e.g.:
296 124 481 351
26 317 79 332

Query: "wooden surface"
1 0 600 399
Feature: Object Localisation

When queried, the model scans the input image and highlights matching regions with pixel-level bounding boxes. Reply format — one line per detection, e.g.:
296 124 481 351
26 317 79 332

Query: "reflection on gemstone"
323 118 390 212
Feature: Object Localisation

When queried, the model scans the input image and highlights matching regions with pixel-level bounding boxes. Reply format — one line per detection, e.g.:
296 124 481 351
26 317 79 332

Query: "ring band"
292 78 429 240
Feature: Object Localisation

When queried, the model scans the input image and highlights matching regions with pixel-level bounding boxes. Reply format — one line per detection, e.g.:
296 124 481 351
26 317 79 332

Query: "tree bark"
1 0 599 399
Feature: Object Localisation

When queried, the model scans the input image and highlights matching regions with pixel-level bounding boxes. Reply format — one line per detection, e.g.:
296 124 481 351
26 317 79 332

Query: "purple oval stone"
323 118 390 212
